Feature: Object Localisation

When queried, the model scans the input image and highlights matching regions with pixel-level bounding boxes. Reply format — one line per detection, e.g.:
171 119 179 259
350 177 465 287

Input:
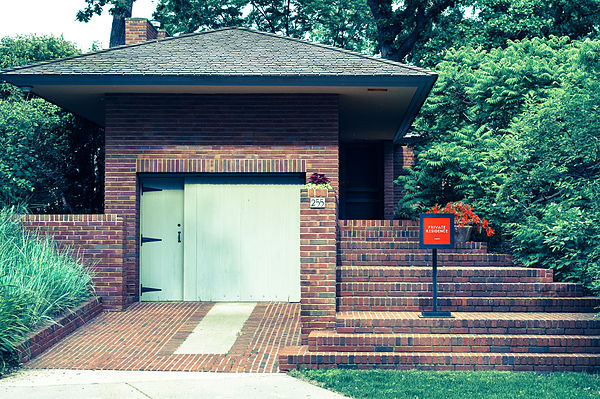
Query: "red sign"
419 213 454 249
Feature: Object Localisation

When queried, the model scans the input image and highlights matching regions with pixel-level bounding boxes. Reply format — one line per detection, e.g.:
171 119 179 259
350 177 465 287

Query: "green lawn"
292 369 600 399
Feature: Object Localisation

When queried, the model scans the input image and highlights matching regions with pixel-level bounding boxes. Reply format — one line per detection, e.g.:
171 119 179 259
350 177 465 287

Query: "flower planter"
455 225 473 243
308 187 328 197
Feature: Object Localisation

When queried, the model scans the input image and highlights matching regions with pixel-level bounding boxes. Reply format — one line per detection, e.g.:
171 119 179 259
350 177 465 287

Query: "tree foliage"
153 0 376 51
473 0 600 48
0 36 80 99
413 0 600 66
366 0 459 61
500 41 600 289
0 36 103 213
76 0 134 47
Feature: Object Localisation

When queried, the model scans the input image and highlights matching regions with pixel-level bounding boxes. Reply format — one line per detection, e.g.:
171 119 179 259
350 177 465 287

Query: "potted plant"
427 202 494 242
306 173 332 197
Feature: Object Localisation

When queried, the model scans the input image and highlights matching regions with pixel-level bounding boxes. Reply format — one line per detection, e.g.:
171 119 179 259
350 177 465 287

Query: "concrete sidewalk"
0 369 350 399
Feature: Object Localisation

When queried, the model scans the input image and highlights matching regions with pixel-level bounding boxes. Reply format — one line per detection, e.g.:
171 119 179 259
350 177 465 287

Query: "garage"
140 174 302 302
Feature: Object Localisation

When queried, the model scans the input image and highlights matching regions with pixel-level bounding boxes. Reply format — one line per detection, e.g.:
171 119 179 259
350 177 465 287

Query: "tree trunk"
109 0 134 47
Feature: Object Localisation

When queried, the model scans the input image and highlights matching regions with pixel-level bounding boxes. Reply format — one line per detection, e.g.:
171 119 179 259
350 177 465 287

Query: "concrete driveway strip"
0 369 351 399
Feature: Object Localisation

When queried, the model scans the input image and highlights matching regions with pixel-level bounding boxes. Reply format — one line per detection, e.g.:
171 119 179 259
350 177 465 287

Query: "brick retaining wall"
16 297 103 363
21 214 125 309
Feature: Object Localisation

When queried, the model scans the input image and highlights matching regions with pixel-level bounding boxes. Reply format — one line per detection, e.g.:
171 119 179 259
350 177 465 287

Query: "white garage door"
140 175 301 302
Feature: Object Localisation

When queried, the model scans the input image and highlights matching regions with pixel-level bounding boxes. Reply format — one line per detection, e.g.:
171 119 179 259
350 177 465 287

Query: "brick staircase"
280 220 600 372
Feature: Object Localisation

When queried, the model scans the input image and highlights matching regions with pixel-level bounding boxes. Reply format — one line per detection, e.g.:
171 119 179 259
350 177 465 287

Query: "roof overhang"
1 74 436 143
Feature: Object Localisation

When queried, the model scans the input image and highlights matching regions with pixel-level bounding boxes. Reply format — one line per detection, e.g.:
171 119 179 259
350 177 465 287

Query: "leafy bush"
397 37 600 296
0 207 93 375
0 35 104 213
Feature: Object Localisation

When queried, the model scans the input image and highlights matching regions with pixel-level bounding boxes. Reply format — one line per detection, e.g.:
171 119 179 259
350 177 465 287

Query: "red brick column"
125 18 158 44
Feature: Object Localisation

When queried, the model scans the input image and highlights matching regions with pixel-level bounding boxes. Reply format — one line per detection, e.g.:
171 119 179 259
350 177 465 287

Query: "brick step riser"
338 246 486 253
338 292 580 298
339 227 420 233
337 268 554 284
338 237 419 244
309 338 600 354
340 277 553 284
339 254 512 262
279 353 600 372
338 235 421 241
340 250 489 256
336 322 600 336
337 283 583 298
340 242 485 247
339 260 514 267
336 297 600 313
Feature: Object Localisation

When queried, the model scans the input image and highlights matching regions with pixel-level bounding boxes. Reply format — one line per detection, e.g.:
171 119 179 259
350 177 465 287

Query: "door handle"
178 231 181 243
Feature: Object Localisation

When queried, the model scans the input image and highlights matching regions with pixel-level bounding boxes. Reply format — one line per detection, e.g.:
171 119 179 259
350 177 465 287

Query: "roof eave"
0 73 436 88
393 73 438 143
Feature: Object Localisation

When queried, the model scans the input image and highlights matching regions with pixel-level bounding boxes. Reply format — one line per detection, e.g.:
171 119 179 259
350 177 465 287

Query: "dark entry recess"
340 142 384 219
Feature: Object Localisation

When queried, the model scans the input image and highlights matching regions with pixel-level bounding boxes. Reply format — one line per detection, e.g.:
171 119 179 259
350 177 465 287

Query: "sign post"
418 213 455 318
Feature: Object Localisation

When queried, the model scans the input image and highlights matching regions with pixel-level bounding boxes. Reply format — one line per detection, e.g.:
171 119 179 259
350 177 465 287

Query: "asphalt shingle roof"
2 27 434 77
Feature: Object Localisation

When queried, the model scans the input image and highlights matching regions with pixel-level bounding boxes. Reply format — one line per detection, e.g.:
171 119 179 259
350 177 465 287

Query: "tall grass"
0 207 93 374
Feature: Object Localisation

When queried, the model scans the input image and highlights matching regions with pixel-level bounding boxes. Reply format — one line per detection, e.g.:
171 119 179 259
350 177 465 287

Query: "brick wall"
383 141 395 219
21 214 125 310
105 93 339 342
392 144 416 216
125 18 158 45
400 145 415 169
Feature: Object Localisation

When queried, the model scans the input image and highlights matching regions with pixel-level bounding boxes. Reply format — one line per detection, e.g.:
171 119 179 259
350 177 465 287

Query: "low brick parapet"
16 297 103 363
20 214 125 309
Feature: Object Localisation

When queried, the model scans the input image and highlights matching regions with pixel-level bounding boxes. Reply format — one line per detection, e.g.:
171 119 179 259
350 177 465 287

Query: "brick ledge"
16 297 103 363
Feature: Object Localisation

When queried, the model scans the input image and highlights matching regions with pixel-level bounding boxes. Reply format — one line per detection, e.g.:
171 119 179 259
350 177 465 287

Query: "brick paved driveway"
26 302 300 373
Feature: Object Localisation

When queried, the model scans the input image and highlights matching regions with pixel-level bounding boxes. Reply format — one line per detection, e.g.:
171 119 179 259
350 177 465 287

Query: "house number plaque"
310 197 326 209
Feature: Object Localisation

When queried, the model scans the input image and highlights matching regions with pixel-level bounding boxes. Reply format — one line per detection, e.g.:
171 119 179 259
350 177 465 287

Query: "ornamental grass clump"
428 202 495 237
0 207 93 375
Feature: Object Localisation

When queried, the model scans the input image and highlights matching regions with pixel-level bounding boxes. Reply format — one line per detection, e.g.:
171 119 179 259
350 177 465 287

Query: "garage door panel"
203 185 242 301
183 184 197 301
185 178 300 302
140 178 184 301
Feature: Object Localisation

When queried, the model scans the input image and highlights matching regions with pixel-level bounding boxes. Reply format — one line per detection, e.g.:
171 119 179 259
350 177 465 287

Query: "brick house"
1 19 436 341
3 20 599 371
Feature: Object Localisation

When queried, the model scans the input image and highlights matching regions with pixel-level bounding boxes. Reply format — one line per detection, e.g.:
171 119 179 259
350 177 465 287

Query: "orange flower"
428 202 494 237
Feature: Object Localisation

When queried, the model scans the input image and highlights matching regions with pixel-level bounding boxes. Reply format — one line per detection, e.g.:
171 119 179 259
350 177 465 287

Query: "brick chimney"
125 18 169 45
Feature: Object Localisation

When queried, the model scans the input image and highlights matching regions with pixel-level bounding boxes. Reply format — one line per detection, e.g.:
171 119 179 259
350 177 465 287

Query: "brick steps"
338 266 554 284
336 312 600 335
295 221 600 372
337 296 600 313
339 253 513 267
338 282 583 297
308 331 600 354
279 346 600 372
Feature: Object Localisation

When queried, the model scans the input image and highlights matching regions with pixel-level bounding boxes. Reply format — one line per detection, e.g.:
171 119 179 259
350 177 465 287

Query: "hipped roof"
0 27 437 142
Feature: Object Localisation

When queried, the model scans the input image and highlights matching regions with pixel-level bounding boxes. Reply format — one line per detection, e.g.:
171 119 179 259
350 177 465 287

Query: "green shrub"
0 207 93 375
397 38 600 298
